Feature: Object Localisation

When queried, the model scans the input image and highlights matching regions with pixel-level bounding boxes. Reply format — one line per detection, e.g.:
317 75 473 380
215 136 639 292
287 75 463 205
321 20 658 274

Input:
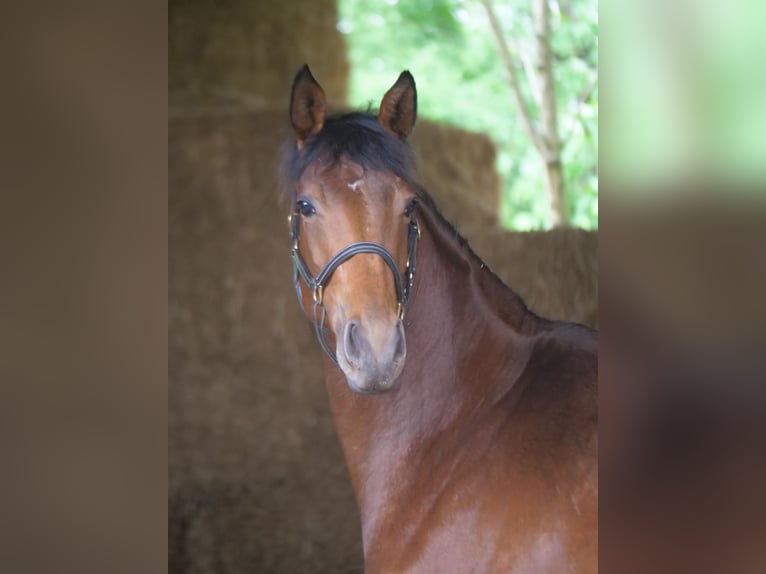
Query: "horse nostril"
342 319 405 374
393 320 406 362
344 321 362 366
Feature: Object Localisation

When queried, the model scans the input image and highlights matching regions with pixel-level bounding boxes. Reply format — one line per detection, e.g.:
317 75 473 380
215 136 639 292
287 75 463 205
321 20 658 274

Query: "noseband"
289 209 420 366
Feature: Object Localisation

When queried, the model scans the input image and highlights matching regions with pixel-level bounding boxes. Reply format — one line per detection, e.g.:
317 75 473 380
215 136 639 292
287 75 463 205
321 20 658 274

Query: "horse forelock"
281 112 418 199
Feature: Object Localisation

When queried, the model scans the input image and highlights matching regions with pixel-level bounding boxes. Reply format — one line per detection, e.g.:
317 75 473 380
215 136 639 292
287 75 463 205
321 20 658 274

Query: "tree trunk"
479 0 545 155
533 0 569 227
481 0 569 228
543 158 565 228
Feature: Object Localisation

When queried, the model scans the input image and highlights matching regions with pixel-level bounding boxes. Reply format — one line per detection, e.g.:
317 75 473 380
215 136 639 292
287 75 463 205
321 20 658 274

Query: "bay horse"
283 65 598 573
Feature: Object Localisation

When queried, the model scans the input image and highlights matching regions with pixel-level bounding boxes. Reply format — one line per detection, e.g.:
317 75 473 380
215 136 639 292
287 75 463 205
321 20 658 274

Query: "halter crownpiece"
289 208 420 366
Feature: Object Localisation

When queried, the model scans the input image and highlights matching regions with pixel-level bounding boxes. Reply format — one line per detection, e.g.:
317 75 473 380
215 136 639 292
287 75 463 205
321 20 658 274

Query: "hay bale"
473 229 598 327
169 110 362 574
169 0 348 107
169 108 597 574
410 121 500 240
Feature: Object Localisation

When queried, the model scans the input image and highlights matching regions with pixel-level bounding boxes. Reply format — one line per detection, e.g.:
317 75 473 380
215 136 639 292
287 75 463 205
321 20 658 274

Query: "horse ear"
378 71 417 140
290 64 327 148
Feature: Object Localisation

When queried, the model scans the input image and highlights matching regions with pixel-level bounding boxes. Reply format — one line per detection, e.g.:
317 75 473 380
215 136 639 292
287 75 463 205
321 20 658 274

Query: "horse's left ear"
290 64 327 149
378 71 417 140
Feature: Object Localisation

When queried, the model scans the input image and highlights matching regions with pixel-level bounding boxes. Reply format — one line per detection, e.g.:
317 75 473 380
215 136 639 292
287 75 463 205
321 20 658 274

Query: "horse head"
286 65 419 394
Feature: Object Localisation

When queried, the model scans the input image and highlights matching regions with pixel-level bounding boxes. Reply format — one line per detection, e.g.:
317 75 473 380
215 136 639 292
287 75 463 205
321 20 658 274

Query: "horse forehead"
340 170 402 206
302 157 363 187
348 176 400 219
336 159 365 182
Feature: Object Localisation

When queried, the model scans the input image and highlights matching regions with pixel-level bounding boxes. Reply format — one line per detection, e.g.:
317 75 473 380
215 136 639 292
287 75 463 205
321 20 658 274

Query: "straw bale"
410 121 500 240
169 110 362 573
473 229 598 328
169 0 348 107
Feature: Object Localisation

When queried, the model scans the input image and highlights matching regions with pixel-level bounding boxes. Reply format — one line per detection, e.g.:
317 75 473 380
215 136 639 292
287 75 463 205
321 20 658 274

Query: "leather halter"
289 208 420 366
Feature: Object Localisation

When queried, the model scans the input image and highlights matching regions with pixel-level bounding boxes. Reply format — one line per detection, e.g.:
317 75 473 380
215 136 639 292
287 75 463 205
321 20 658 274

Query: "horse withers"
282 64 597 573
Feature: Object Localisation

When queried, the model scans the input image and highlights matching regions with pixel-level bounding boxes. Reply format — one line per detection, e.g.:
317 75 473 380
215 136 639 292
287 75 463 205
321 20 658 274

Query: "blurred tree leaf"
338 0 598 230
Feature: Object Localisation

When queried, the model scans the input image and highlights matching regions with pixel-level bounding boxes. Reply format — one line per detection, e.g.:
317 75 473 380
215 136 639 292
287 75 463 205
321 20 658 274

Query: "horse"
282 64 598 573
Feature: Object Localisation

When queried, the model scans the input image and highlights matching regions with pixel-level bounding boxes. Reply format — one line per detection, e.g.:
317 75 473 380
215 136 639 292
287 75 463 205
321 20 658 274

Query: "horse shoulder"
480 322 598 571
519 321 598 419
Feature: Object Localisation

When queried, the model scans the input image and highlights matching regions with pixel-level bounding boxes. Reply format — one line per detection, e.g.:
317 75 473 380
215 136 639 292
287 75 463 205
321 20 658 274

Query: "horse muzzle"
337 318 406 393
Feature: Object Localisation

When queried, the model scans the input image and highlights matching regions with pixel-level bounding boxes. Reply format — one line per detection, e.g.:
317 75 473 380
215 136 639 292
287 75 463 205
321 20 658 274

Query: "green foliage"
338 0 598 230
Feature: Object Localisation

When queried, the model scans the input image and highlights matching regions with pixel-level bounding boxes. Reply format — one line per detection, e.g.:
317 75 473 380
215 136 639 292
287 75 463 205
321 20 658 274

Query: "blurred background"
169 0 596 572
339 0 598 230
2 0 764 572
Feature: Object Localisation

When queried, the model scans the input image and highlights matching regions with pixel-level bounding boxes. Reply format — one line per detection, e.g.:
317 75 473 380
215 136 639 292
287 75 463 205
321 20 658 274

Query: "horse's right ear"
290 65 327 149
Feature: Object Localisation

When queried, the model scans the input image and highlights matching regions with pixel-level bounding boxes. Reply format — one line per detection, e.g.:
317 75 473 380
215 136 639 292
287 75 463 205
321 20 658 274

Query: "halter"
289 208 420 366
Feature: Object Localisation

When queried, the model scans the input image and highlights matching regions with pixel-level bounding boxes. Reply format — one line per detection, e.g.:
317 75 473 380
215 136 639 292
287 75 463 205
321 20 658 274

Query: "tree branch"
519 44 542 108
533 0 562 161
560 68 596 144
478 0 545 156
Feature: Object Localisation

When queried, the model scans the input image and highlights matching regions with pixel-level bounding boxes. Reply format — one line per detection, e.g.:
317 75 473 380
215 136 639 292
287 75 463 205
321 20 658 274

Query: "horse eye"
297 199 316 216
404 199 418 217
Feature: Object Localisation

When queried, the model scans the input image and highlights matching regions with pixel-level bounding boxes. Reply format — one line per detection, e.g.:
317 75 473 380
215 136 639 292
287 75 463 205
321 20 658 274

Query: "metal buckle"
313 284 324 304
397 301 405 320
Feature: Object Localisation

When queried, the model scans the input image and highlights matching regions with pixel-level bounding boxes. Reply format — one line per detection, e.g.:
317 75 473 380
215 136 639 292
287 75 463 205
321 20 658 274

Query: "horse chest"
361 448 594 574
367 515 574 574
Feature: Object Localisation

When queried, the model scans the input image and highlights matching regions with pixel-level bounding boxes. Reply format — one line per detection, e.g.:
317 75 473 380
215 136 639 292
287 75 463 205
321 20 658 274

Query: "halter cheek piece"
289 207 420 366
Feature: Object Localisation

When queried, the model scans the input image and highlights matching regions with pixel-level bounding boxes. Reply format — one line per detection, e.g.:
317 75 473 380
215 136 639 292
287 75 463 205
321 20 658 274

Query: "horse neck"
322 205 536 546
